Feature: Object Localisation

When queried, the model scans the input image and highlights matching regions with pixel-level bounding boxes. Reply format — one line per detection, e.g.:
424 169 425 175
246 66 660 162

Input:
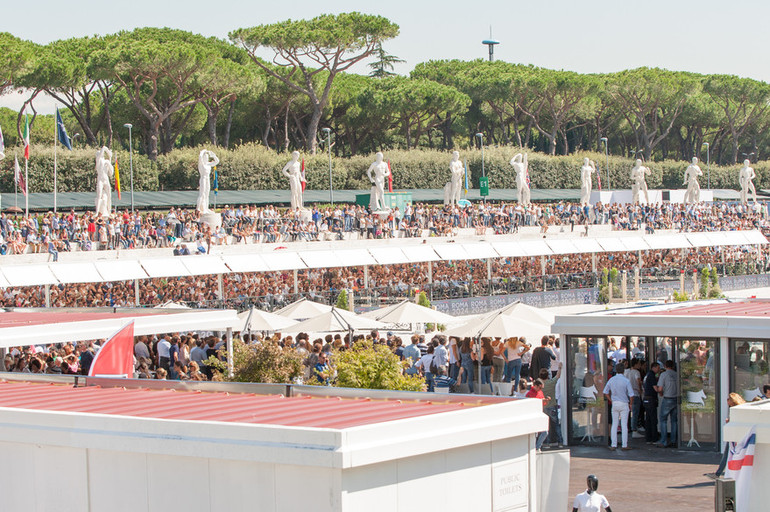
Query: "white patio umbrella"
274 297 334 321
360 299 456 325
284 307 388 334
153 301 190 309
238 308 298 332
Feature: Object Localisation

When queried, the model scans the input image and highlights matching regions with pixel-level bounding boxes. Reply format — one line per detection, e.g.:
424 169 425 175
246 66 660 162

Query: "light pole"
322 127 332 206
123 123 134 212
601 137 609 190
702 142 710 190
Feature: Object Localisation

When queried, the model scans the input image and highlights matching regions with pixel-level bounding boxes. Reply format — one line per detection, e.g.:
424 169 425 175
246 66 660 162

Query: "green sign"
479 176 489 196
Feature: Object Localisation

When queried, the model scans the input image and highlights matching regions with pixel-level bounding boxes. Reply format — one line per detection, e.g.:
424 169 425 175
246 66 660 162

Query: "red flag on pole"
301 158 306 192
387 160 393 193
88 321 135 377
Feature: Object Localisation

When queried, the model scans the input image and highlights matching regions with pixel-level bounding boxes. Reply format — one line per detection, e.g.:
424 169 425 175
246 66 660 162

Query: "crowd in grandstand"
0 200 767 255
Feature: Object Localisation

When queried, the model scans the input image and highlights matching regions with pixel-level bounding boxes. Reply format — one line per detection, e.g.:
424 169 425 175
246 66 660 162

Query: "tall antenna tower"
482 26 500 62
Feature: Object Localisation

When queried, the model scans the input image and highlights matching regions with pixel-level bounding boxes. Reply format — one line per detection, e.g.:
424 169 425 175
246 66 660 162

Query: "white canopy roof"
274 297 334 321
1 264 59 286
140 258 191 279
360 299 457 324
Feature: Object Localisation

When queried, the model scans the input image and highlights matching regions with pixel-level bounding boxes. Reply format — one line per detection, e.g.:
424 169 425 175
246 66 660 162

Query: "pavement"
566 439 721 511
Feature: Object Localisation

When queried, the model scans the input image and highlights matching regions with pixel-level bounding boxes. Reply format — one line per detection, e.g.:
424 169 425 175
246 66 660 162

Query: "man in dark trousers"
530 335 556 382
642 361 660 444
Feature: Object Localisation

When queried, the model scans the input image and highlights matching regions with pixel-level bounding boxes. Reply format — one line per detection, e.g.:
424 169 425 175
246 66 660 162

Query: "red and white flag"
726 426 756 512
301 158 306 192
387 160 393 193
88 321 135 378
14 156 26 196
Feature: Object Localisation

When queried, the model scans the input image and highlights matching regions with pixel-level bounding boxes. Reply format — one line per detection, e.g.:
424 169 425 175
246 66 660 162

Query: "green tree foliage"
368 42 404 78
335 289 349 310
331 340 424 391
416 291 431 308
0 32 35 96
231 12 399 153
208 338 303 383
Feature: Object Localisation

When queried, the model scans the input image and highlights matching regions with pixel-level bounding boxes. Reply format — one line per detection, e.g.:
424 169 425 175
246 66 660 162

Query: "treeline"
1 13 769 165
1 144 765 194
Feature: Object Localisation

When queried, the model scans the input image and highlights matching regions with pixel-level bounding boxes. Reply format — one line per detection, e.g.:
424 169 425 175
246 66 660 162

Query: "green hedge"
0 143 761 193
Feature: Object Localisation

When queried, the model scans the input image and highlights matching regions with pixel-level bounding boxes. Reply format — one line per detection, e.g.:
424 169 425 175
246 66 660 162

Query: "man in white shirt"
603 362 635 450
573 474 612 512
624 358 643 437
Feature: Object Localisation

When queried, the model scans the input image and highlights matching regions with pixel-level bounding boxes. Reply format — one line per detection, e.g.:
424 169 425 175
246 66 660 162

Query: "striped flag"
301 158 306 192
387 160 393 193
464 160 469 194
22 113 30 160
726 426 755 512
14 156 26 195
213 166 218 195
114 154 122 199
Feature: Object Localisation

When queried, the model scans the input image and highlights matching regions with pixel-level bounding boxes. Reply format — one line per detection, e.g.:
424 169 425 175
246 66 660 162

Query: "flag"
464 159 469 194
213 167 218 195
596 165 602 192
114 154 122 200
14 156 26 196
88 321 135 377
525 165 530 187
0 124 5 158
726 426 755 512
387 160 393 193
301 158 306 192
55 108 72 150
22 113 30 160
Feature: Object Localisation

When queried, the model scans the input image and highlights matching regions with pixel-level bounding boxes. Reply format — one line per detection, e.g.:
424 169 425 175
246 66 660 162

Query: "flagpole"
24 158 28 218
54 106 58 214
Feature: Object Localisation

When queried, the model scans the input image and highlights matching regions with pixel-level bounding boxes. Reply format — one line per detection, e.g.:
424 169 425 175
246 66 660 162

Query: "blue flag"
56 108 72 150
213 167 218 195
464 159 469 193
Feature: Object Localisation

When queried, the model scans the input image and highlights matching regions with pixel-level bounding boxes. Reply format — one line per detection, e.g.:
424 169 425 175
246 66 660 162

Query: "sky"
2 0 769 114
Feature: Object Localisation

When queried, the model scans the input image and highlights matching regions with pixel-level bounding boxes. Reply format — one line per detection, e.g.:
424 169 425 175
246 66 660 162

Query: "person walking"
573 474 612 512
602 361 635 451
655 359 679 448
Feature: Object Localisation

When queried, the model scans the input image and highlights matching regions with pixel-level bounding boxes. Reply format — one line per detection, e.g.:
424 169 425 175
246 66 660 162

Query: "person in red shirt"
526 379 550 450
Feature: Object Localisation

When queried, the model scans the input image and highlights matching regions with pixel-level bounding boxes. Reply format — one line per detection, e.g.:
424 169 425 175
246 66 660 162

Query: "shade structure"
360 299 456 325
443 301 554 342
238 307 299 332
274 297 334 321
284 307 387 334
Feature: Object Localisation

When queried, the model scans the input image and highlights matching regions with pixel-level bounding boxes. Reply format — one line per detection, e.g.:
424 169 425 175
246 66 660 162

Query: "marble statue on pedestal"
683 157 703 204
580 157 595 204
511 153 531 206
740 159 758 204
95 146 113 216
367 152 391 211
281 151 305 210
444 151 464 205
630 159 651 204
196 149 220 213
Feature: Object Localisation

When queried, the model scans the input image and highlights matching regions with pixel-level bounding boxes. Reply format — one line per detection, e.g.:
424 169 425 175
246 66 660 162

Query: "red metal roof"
0 380 502 429
634 300 770 317
0 310 158 329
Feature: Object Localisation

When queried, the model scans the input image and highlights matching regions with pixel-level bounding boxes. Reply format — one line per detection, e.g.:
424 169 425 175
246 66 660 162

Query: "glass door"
568 336 608 445
676 337 719 450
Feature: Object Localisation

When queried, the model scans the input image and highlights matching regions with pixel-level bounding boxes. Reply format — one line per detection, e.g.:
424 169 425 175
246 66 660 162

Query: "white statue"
580 157 595 205
511 153 531 206
281 150 305 210
196 149 220 213
739 159 758 204
443 151 464 205
630 159 651 204
683 157 703 204
95 146 114 216
367 152 391 211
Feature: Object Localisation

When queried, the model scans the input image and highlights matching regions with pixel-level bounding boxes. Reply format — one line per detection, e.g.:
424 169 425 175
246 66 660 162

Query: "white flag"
14 156 27 196
0 124 5 159
725 426 756 512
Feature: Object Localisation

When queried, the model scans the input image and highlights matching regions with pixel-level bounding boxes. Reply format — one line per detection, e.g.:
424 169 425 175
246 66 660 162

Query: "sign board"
480 177 490 196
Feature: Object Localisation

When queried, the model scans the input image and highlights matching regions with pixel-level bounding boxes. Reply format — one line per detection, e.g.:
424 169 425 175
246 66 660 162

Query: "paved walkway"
567 442 721 511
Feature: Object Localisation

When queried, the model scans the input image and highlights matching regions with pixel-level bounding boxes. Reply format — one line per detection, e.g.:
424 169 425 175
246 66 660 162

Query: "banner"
726 426 756 512
88 322 135 377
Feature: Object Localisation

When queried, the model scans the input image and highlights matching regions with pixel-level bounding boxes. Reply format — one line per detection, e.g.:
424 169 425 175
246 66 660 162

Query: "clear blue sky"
2 0 768 113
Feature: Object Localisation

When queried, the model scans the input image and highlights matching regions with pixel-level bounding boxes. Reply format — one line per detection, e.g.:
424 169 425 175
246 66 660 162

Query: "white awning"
433 244 470 261
260 251 307 271
571 238 604 253
181 256 231 276
50 263 105 284
618 236 650 252
460 242 499 260
518 240 552 257
401 245 441 263
94 260 148 282
301 250 339 269
0 271 10 288
222 254 271 273
491 241 528 258
139 258 192 279
685 232 712 248
643 234 691 250
368 247 409 265
545 239 580 255
1 264 59 286
596 238 626 253
742 230 769 245
333 249 377 267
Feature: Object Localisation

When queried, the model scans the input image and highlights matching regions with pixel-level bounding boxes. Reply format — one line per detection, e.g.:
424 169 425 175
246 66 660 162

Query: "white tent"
238 308 298 332
360 299 456 325
284 307 387 334
274 298 334 321
443 301 554 344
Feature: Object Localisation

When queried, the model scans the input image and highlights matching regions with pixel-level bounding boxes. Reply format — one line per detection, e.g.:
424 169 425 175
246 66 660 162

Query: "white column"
218 274 224 301
226 327 234 378
44 284 51 308
134 279 140 306
293 269 298 295
719 336 729 449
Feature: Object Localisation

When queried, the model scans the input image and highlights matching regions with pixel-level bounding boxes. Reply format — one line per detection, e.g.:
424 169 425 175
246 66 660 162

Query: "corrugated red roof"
634 300 770 317
0 380 498 429
0 311 157 329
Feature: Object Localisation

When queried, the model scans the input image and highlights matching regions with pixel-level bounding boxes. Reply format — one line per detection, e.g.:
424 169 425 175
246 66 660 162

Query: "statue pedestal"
200 212 222 229
590 189 713 206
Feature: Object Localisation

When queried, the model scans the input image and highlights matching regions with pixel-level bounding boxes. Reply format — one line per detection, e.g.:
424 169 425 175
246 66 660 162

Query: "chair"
495 382 514 396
